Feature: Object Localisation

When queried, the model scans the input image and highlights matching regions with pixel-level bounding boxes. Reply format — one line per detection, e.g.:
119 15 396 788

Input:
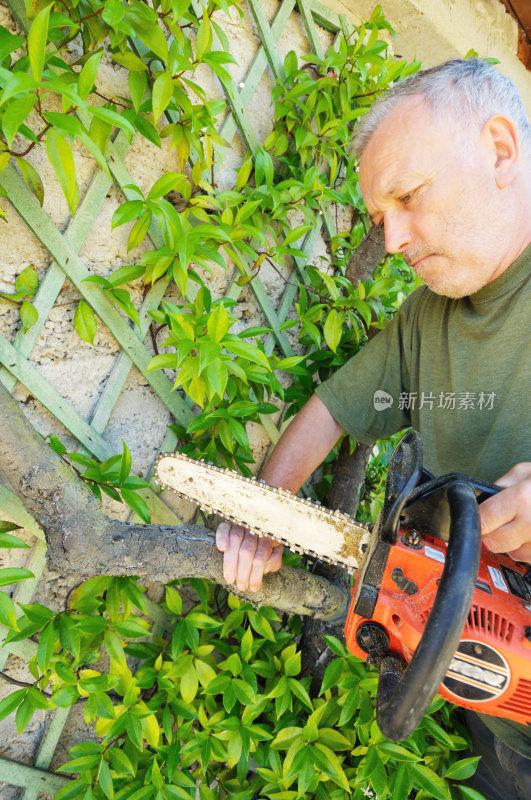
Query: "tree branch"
299 232 382 683
0 381 348 621
345 225 387 286
328 439 373 517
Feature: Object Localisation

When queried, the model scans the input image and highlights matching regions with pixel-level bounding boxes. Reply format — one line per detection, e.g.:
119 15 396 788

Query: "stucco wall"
327 0 530 111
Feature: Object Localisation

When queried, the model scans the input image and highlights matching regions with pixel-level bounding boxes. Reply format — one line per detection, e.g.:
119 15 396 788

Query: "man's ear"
481 114 519 189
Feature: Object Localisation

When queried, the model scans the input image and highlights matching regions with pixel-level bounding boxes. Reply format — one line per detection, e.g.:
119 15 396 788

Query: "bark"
299 442 373 688
327 439 373 518
0 381 349 621
345 225 386 285
299 561 351 690
299 228 384 685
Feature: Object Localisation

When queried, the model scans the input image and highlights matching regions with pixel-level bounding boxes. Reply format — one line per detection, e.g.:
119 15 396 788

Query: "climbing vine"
0 0 420 473
0 2 486 799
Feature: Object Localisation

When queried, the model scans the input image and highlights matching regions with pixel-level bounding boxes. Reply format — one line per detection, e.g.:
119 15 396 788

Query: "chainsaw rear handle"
376 481 481 742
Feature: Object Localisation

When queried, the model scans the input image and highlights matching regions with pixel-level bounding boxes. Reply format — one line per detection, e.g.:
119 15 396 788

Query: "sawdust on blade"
155 453 370 572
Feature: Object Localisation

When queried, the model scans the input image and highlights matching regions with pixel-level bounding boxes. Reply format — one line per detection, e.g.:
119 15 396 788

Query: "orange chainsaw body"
345 530 531 724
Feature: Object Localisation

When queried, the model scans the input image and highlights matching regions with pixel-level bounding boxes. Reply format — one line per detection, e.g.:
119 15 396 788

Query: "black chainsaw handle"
376 481 481 742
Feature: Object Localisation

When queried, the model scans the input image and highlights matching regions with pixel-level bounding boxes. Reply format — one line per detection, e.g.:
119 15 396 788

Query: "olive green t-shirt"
316 244 531 482
316 243 531 754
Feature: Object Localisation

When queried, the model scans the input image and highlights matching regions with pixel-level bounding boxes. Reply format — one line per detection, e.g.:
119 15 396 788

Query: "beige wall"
325 0 531 112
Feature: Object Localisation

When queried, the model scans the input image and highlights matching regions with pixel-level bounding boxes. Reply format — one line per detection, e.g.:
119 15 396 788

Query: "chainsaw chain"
155 452 369 572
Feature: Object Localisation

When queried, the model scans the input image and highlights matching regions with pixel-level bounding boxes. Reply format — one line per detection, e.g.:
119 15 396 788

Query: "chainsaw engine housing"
345 530 531 724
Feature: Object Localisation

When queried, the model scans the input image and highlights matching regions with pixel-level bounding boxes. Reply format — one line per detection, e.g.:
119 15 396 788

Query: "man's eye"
400 191 415 204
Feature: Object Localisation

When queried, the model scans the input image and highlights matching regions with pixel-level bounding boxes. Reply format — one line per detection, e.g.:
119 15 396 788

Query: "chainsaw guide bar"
155 452 370 572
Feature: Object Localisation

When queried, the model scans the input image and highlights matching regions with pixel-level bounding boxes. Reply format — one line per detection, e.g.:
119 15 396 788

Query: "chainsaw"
155 431 531 742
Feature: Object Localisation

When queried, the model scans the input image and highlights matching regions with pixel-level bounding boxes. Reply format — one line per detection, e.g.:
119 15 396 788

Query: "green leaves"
234 155 253 191
0 689 26 725
27 4 52 81
443 755 481 780
323 308 344 353
0 591 18 629
312 742 350 791
457 787 492 800
46 128 79 215
0 6 461 800
14 265 38 296
98 758 114 799
78 51 103 100
127 211 152 252
147 293 283 465
0 567 35 587
408 762 453 800
196 13 213 61
0 265 40 333
152 72 174 123
206 303 229 342
320 658 344 694
111 199 145 230
362 744 388 796
0 526 27 549
0 265 39 305
3 94 37 148
37 621 56 672
111 51 148 72
15 689 49 733
254 149 274 187
128 7 168 63
0 562 470 800
52 440 151 522
73 300 97 344
0 27 24 63
16 157 44 206
107 288 141 328
148 172 189 201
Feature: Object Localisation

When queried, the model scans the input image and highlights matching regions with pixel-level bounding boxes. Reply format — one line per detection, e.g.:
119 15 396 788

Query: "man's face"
359 96 508 298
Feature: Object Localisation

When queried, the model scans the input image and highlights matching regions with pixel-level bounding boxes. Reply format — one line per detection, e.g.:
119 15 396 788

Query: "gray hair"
351 59 531 158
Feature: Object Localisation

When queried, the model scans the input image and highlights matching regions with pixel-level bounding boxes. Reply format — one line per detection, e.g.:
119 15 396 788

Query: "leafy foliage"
0 1 419 426
147 283 301 472
0 575 479 799
284 254 420 417
0 2 485 798
0 265 40 332
0 524 32 631
47 437 152 522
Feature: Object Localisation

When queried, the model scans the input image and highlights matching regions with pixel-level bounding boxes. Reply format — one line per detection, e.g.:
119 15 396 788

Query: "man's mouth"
408 254 435 269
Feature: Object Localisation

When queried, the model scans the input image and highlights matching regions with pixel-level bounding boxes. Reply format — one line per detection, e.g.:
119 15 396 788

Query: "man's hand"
216 521 283 592
215 394 344 593
479 463 531 563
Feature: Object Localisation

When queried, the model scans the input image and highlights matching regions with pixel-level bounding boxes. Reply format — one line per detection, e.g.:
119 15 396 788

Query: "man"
217 60 531 798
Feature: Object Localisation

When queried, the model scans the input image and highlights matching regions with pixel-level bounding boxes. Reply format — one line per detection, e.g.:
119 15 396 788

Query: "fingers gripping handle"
376 482 481 742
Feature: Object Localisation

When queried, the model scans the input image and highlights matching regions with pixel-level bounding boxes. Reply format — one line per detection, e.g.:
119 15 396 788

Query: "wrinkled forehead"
361 95 441 154
359 100 435 176
357 98 458 214
358 93 473 166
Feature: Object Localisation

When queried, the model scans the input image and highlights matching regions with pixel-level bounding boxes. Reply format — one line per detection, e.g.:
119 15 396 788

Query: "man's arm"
479 462 531 563
216 393 345 592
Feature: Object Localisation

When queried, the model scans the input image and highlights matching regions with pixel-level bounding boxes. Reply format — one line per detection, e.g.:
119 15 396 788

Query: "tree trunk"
346 225 386 286
300 224 383 687
327 439 373 517
299 443 372 689
0 380 349 621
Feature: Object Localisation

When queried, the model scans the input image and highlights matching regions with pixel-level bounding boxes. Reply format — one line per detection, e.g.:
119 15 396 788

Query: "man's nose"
383 210 413 254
